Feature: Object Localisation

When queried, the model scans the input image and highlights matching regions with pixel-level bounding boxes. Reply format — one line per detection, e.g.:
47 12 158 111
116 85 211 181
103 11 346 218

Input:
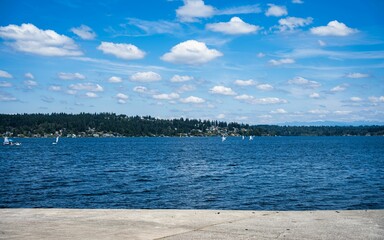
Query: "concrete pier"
1 209 383 239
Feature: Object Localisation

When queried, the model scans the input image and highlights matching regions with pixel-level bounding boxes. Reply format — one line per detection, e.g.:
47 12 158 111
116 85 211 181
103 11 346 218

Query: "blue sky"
0 0 383 124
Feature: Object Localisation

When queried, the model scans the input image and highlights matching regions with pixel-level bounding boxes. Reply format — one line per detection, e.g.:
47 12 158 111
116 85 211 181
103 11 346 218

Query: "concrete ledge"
0 209 383 239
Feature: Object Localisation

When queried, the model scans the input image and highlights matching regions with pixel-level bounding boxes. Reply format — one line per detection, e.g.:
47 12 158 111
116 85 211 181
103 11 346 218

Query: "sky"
0 0 383 125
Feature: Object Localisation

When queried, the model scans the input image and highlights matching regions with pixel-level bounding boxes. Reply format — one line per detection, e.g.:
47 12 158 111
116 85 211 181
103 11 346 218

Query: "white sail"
3 137 9 145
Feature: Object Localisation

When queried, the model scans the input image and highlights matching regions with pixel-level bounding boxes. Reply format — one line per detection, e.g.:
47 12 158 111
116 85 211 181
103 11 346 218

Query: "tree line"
1 113 383 137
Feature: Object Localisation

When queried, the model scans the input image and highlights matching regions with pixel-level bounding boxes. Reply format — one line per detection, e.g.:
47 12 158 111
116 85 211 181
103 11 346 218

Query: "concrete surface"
0 209 383 239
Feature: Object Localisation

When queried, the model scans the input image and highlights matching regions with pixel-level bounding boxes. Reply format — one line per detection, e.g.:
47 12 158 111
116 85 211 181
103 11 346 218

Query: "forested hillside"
1 113 383 137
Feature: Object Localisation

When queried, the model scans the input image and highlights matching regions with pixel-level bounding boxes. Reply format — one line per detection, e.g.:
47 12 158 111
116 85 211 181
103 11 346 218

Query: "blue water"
1 137 383 210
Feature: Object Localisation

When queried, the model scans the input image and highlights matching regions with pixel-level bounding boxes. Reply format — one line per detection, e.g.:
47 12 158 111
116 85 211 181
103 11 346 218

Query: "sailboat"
221 136 227 142
3 137 21 146
52 136 59 145
249 136 254 141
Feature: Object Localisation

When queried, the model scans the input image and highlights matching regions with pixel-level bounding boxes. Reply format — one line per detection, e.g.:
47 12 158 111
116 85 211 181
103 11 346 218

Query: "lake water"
1 136 383 210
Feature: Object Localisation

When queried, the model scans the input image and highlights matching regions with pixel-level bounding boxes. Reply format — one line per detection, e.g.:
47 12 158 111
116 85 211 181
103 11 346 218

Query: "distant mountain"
279 121 384 127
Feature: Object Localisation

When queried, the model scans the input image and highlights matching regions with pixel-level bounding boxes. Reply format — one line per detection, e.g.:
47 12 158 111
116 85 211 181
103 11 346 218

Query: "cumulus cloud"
206 17 261 35
25 72 34 79
345 72 370 78
70 25 96 40
271 108 287 114
171 74 194 82
288 76 321 88
85 92 98 98
0 70 12 78
309 92 320 98
177 84 195 93
97 42 145 60
180 96 205 103
210 85 236 95
369 96 384 103
153 92 180 100
265 4 287 17
235 94 288 104
49 85 62 91
269 58 295 65
108 76 123 83
69 83 104 92
278 17 313 31
308 109 329 114
310 20 358 36
161 40 222 65
176 0 215 22
234 79 256 86
24 80 38 89
116 93 129 104
130 71 161 82
0 23 82 56
257 84 274 91
58 72 85 80
350 97 362 102
330 84 347 92
133 86 149 93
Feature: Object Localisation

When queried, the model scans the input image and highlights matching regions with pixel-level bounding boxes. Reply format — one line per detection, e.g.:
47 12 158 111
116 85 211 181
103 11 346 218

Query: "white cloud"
368 96 384 103
70 25 96 40
257 52 265 58
271 108 287 114
85 92 98 98
217 5 261 15
69 83 104 92
206 17 261 35
0 70 13 78
0 23 82 56
108 76 123 83
278 17 313 31
177 84 195 93
171 74 194 82
288 76 321 88
49 85 62 91
257 84 274 91
58 72 85 80
265 4 287 17
0 92 17 101
345 73 370 78
24 80 38 89
318 40 326 46
350 97 362 102
308 109 329 114
176 0 215 22
116 93 129 104
97 41 145 60
235 94 288 104
130 71 161 82
0 81 12 87
217 113 226 119
127 18 181 35
25 72 34 79
330 84 347 92
292 0 304 4
309 92 320 98
269 58 295 65
234 79 256 86
180 96 205 103
133 86 148 93
310 20 358 36
334 110 352 115
161 40 222 65
210 85 236 95
153 93 180 100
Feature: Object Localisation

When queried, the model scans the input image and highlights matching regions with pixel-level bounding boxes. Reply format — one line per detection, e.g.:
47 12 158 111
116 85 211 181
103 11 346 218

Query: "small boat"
221 136 227 142
3 137 21 146
249 136 254 141
52 136 59 145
